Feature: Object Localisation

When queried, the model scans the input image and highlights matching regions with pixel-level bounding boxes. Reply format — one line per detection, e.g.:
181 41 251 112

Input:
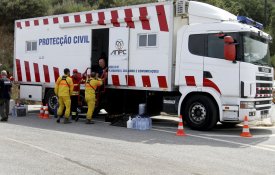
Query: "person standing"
95 57 108 113
70 69 81 120
55 68 74 124
0 70 12 122
85 72 102 124
98 58 108 86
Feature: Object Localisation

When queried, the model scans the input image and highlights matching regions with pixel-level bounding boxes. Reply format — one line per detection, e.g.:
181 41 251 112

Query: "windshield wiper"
252 61 269 66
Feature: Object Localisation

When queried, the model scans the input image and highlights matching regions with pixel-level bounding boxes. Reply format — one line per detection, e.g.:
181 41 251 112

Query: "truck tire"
44 89 58 115
183 95 218 130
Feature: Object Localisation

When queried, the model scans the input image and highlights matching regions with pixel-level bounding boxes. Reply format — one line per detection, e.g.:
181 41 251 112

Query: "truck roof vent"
176 0 187 16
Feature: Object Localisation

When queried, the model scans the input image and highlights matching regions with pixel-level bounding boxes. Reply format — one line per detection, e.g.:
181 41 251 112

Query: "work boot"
64 118 72 124
85 119 94 124
0 118 8 122
56 117 61 123
71 115 76 120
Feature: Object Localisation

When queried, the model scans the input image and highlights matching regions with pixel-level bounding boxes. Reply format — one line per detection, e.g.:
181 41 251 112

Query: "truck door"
203 33 240 98
108 27 130 86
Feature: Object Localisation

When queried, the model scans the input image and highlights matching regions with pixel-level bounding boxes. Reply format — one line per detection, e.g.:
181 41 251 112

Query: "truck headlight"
240 101 255 109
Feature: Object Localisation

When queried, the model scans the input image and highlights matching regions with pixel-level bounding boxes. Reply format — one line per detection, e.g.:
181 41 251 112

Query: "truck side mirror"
224 36 236 61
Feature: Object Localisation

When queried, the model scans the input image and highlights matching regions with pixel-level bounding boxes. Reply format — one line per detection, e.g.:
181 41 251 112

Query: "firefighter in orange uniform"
85 72 102 124
70 69 81 120
54 68 74 124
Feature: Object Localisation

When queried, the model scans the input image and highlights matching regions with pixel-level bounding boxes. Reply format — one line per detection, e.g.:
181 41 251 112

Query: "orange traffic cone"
43 104 50 119
39 103 44 118
176 115 186 136
240 116 252 137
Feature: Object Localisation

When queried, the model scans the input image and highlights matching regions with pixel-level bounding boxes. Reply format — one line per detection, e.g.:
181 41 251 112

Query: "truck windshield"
243 32 271 66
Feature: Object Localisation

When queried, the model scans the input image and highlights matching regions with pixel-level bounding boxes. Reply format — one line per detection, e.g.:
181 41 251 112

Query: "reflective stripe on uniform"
71 91 79 95
85 85 97 89
59 82 69 87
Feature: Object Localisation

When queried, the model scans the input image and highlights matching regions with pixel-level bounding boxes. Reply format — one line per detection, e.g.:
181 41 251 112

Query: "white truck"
14 0 273 130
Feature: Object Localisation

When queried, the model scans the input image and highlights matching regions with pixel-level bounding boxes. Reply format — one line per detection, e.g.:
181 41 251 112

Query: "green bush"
0 0 50 28
49 0 92 15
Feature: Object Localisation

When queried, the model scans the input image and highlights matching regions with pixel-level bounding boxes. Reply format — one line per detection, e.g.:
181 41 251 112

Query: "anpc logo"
111 39 127 56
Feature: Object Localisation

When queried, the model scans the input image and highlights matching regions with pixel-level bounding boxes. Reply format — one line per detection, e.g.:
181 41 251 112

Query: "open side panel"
91 28 109 72
20 85 42 101
108 27 130 86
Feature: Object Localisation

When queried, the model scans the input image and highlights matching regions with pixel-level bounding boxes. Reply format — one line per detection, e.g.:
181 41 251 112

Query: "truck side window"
207 33 238 59
188 34 205 56
207 34 224 59
138 34 157 48
26 41 37 52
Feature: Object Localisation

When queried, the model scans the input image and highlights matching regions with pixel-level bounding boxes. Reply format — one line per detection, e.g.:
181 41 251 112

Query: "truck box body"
14 1 181 99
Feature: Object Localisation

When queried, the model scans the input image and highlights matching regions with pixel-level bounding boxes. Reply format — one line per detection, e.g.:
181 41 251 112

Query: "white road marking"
152 128 275 153
258 144 275 148
3 119 275 154
199 134 275 138
0 136 65 158
0 136 106 175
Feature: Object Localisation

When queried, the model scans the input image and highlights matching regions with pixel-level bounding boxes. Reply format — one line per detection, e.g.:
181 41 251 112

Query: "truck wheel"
45 89 58 115
183 95 218 130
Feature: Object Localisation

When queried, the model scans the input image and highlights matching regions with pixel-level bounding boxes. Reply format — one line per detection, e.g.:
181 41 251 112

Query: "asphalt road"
0 112 274 175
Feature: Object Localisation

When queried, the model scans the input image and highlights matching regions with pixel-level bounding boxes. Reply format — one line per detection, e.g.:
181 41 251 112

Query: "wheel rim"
48 95 58 110
188 102 207 125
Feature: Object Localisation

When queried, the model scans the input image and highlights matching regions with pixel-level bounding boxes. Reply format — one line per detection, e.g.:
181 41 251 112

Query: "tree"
0 0 50 27
49 0 92 15
269 10 275 57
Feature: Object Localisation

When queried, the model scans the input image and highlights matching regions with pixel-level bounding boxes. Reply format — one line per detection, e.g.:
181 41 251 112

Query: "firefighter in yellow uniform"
85 72 102 124
54 68 74 124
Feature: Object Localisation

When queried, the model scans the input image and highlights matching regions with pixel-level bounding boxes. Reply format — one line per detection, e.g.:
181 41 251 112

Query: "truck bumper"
239 108 271 121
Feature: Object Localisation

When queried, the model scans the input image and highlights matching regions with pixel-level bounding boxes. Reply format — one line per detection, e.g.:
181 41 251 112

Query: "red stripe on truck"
203 78 221 94
43 18 49 25
124 9 135 28
125 75 136 86
112 75 120 86
24 61 31 82
185 76 196 86
16 22 22 29
16 59 22 81
33 63 41 82
85 13 92 23
156 5 169 32
139 7 151 30
63 16 70 23
74 15 81 23
142 76 151 88
111 10 120 27
98 12 105 25
157 76 168 88
53 17 59 24
34 20 39 26
53 67 60 81
25 21 30 27
43 65 50 83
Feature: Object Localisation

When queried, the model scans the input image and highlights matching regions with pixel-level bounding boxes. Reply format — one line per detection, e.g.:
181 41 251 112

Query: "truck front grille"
256 83 273 98
256 106 271 110
256 76 273 81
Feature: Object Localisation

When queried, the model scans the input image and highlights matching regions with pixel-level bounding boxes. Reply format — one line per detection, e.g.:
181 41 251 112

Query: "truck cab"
175 1 273 130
